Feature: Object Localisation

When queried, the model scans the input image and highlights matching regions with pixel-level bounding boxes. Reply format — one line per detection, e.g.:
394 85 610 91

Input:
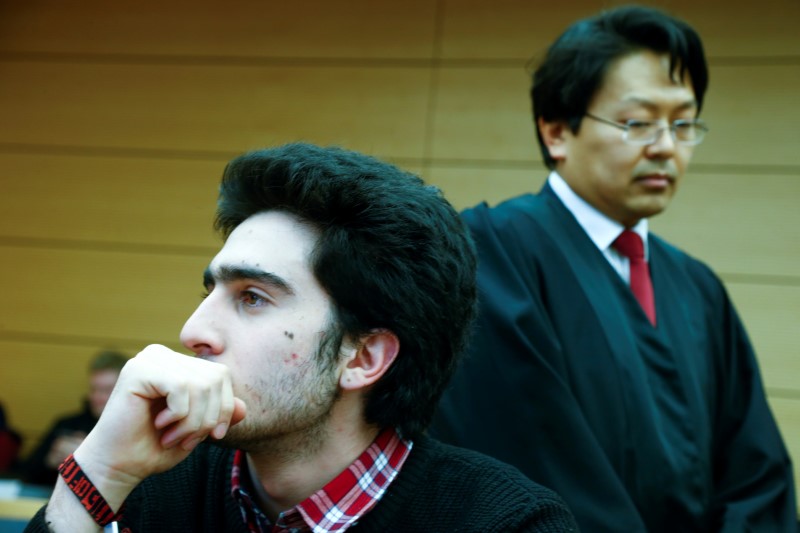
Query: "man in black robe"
430 6 796 531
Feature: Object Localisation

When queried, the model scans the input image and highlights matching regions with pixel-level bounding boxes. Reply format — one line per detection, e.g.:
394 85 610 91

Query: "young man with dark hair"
27 143 578 532
431 5 796 532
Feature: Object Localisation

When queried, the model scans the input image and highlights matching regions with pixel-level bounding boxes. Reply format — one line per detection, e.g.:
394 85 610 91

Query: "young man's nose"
180 297 224 356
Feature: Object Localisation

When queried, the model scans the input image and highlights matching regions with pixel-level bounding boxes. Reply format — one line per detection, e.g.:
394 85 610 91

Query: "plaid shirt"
231 428 412 533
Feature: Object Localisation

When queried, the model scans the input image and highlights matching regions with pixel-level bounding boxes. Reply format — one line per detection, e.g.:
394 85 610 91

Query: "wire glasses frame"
584 113 709 146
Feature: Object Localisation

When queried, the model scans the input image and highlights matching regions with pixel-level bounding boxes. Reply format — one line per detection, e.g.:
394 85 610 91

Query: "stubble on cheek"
282 352 302 367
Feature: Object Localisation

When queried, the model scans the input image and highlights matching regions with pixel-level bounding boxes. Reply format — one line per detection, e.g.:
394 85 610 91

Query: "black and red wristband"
58 453 124 527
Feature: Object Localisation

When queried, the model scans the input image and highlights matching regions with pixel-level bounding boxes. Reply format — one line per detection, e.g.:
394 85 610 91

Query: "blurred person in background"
22 350 128 485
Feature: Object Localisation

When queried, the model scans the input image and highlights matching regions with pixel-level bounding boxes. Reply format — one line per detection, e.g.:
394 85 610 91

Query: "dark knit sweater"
26 435 578 532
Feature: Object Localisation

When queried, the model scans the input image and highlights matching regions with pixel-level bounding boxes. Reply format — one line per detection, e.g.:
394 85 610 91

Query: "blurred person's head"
88 350 128 418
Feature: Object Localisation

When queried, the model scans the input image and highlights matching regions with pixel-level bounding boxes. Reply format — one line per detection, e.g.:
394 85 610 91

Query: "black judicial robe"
430 184 796 532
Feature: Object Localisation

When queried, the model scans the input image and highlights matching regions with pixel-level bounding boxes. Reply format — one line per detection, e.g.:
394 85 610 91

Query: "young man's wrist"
71 446 141 513
58 454 125 526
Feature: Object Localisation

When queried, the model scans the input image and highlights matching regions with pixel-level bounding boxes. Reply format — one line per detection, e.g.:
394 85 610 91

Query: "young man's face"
546 50 699 227
180 210 343 450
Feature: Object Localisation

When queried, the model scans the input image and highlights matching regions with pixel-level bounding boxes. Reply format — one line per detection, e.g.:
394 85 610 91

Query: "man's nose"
645 125 678 158
180 294 224 357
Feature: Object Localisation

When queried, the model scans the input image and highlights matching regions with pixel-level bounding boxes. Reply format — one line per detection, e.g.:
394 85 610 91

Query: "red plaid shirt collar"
231 427 412 533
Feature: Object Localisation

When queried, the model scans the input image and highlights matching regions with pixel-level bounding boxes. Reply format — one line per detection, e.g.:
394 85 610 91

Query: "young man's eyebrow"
202 265 295 296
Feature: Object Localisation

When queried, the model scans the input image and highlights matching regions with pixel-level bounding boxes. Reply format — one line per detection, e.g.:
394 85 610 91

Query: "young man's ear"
339 330 399 391
538 117 569 162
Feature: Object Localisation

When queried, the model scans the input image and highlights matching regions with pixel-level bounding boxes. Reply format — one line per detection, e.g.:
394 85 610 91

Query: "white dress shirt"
547 171 649 284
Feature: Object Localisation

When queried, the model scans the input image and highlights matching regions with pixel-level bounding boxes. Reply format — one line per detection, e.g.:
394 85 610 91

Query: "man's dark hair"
214 142 477 439
531 4 709 168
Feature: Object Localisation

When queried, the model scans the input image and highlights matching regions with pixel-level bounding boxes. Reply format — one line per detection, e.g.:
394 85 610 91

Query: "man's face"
179 210 343 451
546 51 699 227
88 369 120 419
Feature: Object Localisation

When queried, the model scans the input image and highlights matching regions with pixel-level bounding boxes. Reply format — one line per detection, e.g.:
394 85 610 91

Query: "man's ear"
340 330 399 391
538 117 569 162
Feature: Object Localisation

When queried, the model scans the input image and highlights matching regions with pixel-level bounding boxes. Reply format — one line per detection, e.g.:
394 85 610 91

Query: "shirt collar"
548 171 649 255
231 427 413 533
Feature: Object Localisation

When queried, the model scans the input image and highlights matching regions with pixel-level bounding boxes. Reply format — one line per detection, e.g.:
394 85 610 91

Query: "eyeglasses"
584 113 709 146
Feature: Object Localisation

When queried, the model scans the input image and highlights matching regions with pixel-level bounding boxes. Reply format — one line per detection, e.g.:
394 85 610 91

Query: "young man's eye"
241 290 267 307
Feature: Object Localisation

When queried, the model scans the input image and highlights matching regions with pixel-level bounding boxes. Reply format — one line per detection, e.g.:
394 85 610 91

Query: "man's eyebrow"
203 265 295 296
620 96 698 111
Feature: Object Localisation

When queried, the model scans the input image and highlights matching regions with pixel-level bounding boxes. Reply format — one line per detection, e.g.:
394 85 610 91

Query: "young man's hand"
44 345 246 531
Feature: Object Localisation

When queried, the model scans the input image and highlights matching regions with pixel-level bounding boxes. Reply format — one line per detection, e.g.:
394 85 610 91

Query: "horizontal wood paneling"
4 0 798 62
0 245 210 344
649 173 800 278
727 284 800 394
440 0 800 59
431 64 800 167
0 61 432 160
677 0 800 59
431 66 536 162
425 166 545 209
0 0 438 59
441 1 608 60
0 154 222 248
696 65 800 167
0 152 423 248
767 398 800 509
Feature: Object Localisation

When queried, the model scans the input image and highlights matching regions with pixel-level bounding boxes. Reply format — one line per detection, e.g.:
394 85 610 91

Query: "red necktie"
613 230 656 325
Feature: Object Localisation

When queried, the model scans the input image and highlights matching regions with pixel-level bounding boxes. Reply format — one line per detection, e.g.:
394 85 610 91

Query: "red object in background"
0 429 22 472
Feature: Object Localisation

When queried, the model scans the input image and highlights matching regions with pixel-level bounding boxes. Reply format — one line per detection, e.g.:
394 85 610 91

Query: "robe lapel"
532 185 660 362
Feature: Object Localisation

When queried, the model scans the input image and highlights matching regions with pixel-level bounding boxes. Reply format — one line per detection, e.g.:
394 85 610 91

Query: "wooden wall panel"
432 66 536 162
439 0 800 59
727 284 800 394
649 173 800 278
0 62 431 160
0 154 222 248
430 65 800 167
441 1 605 60
425 166 545 210
768 398 800 508
0 152 423 248
0 246 210 344
670 0 800 58
695 65 800 167
0 0 438 59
